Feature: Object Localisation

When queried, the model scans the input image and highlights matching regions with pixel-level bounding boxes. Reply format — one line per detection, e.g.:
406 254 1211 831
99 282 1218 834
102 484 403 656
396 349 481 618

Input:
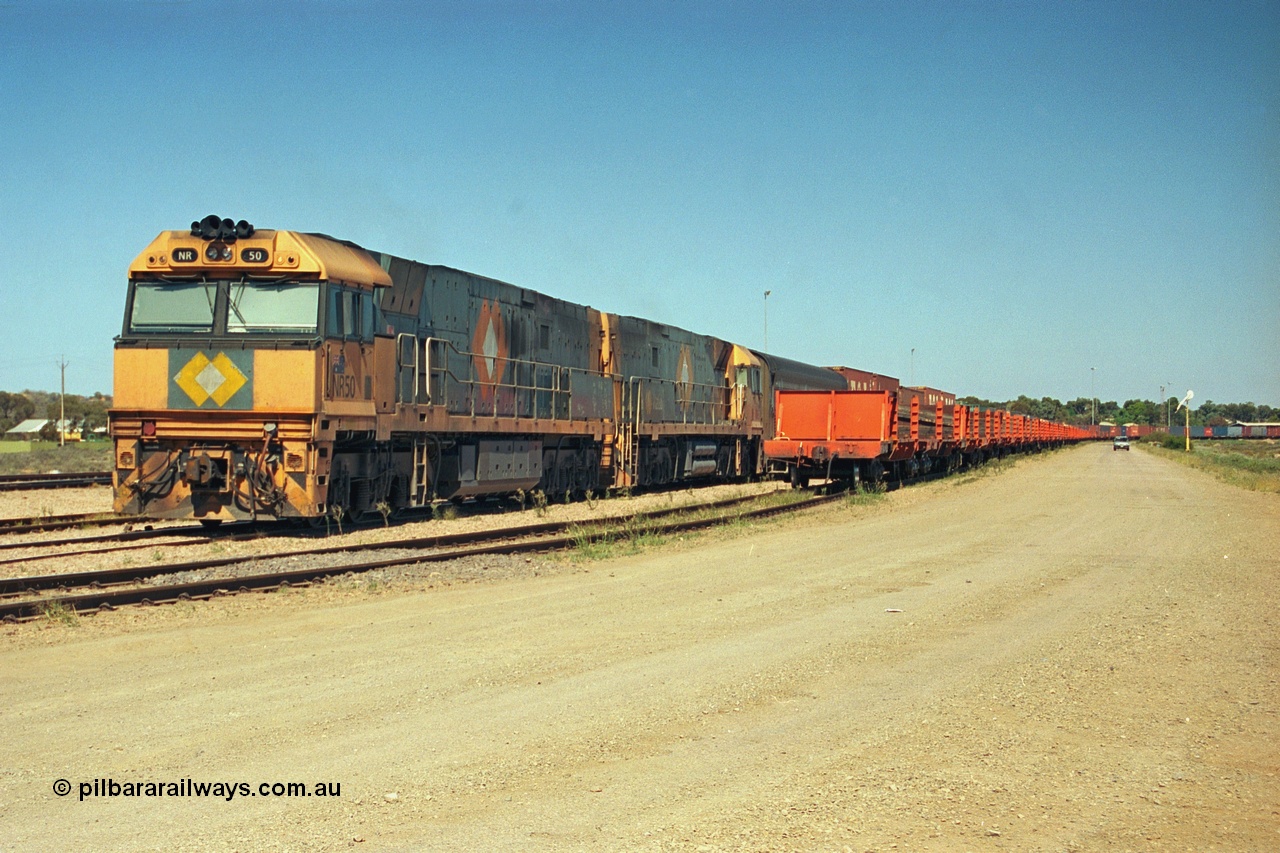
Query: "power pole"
58 356 68 448
1160 385 1165 431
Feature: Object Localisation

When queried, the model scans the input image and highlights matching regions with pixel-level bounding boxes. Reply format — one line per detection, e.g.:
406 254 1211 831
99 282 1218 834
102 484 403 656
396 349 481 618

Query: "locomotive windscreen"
128 281 217 333
128 279 321 336
227 282 319 334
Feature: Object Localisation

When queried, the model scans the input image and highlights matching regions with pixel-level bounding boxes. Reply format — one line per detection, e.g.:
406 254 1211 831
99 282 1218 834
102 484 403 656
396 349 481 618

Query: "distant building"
3 418 81 441
5 418 49 439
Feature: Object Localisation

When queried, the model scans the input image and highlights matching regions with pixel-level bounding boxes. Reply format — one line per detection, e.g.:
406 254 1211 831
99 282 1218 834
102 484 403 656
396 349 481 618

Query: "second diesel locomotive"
109 216 1086 523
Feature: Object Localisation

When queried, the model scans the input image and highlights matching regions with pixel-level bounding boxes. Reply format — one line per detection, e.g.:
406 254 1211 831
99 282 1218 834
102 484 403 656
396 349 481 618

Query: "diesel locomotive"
109 216 1087 523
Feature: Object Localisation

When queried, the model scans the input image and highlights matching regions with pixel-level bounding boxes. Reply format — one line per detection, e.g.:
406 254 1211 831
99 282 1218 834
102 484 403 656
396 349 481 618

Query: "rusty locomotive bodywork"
110 218 777 522
110 217 1089 523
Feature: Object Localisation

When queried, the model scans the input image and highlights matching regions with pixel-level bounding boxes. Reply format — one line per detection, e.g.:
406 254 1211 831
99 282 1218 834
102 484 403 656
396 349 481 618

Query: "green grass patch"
1144 432 1188 451
563 490 809 562
0 441 113 476
1142 439 1280 493
567 515 667 561
844 484 888 506
953 455 1017 486
39 600 79 627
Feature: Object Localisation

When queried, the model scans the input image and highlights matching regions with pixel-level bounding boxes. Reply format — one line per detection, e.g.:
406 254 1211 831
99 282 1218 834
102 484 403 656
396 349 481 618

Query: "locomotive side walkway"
2 442 1277 851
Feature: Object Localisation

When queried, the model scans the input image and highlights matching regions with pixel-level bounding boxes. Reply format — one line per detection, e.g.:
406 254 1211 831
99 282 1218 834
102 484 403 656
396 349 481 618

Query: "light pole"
1166 381 1172 430
910 348 915 387
1091 367 1096 426
58 356 68 448
763 290 771 351
1177 391 1194 451
1160 384 1165 432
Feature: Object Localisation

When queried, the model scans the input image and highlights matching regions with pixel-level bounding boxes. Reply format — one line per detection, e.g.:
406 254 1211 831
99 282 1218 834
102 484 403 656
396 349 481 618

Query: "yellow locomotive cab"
111 217 392 523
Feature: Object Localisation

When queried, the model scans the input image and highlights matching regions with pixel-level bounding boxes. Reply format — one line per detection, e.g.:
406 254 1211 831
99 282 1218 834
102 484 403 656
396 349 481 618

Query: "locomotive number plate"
172 247 198 263
240 247 269 263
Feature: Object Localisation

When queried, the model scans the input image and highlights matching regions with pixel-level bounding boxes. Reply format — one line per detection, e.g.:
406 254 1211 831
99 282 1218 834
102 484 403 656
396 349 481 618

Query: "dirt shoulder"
2 444 1277 851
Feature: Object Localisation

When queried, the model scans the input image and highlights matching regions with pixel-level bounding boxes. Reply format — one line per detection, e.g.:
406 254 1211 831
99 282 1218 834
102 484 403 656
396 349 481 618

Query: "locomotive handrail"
398 335 611 423
396 335 732 429
623 375 732 428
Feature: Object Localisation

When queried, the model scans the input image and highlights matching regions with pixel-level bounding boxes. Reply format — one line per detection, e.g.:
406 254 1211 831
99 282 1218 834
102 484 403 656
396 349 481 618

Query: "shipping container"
828 366 899 393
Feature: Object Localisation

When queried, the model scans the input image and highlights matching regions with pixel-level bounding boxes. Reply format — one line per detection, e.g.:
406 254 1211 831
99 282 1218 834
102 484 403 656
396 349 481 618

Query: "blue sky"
1 0 1276 407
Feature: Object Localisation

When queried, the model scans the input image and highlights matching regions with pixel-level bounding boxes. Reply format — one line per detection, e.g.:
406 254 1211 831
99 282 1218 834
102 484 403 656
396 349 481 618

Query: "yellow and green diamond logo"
174 351 248 407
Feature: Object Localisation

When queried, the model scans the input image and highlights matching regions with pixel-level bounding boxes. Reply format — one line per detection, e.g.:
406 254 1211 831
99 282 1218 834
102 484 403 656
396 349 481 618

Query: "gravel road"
2 443 1276 851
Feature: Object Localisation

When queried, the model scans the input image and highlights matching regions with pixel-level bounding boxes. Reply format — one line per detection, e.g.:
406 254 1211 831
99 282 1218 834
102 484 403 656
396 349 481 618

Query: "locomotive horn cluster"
190 214 254 242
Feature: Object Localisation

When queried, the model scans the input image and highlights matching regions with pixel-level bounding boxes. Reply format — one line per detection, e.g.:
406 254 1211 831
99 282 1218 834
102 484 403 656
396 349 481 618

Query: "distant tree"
0 391 36 433
1063 397 1092 424
1095 400 1121 423
1037 396 1067 421
24 389 54 418
1117 399 1155 425
1007 395 1034 415
1192 400 1220 427
40 392 111 435
1221 402 1258 423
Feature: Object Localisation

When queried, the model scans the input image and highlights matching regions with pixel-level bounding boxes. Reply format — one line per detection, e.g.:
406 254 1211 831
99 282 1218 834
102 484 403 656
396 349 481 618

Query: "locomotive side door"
323 285 378 407
730 360 764 431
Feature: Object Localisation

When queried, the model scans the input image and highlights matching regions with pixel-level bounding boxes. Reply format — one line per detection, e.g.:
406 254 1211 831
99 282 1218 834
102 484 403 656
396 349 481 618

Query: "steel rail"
0 512 147 535
0 491 836 621
0 478 795 558
0 471 112 491
0 520 257 554
0 491 790 596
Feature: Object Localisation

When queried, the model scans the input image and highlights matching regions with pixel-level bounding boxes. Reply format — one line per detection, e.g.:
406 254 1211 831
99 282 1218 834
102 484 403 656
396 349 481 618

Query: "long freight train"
109 216 1089 523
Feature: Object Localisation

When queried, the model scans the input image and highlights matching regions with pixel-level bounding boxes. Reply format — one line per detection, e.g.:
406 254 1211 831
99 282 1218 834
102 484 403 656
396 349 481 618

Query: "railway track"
0 453 1006 590
0 497 556 564
0 511 148 536
0 490 839 622
0 471 112 491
